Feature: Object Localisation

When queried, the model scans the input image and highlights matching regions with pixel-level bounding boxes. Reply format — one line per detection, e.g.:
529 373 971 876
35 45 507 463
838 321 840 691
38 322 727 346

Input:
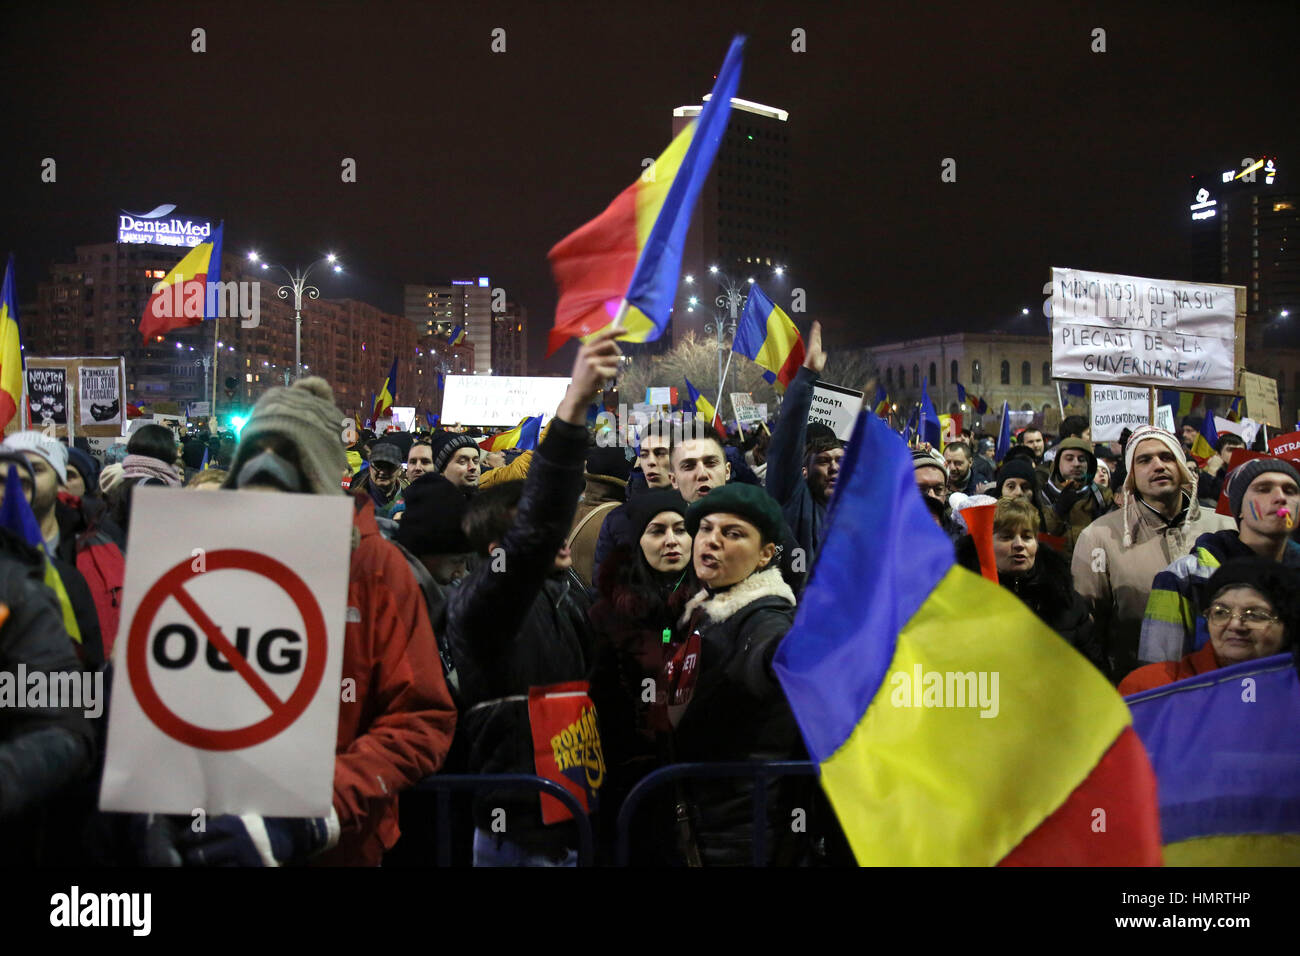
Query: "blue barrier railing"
411 773 596 866
614 760 818 866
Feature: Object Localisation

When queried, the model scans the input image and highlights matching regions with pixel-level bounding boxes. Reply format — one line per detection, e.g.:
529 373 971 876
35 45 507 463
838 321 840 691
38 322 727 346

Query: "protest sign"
809 381 864 441
646 386 674 407
1155 405 1176 435
186 401 211 419
1239 371 1281 427
731 392 761 423
1051 267 1242 392
755 403 768 422
79 366 122 426
100 488 351 816
1089 385 1150 442
440 375 571 427
389 405 415 431
26 367 67 427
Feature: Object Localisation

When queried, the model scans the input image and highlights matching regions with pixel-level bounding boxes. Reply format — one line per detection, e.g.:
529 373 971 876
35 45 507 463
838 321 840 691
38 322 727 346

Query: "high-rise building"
404 279 493 374
1185 156 1295 349
671 96 792 346
491 299 528 377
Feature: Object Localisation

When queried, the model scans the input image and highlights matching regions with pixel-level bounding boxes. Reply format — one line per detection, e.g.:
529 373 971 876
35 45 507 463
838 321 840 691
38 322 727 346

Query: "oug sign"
117 204 213 248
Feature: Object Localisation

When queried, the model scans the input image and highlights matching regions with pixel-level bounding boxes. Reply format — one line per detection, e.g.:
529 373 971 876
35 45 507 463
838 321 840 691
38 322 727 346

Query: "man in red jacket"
141 377 456 867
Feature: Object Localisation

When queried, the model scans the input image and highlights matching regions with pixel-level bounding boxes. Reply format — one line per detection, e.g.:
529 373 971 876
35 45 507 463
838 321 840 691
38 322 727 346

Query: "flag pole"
211 313 220 421
714 349 736 417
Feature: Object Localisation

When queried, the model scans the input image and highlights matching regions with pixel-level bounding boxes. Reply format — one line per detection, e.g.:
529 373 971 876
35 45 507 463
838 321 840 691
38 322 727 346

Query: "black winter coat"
671 567 806 865
956 536 1109 678
445 419 595 854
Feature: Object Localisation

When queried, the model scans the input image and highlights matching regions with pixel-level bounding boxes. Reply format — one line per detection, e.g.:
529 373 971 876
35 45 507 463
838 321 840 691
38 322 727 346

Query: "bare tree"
618 332 782 418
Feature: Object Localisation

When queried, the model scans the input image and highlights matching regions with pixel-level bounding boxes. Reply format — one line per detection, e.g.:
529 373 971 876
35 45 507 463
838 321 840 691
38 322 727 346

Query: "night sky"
3 0 1297 372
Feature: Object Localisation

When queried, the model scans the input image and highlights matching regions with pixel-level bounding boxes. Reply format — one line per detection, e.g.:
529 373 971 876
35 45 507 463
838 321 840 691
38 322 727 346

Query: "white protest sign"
186 401 211 419
389 405 415 431
1089 385 1151 442
646 386 672 407
809 381 864 441
1240 371 1281 427
79 366 122 427
1214 416 1242 437
755 403 768 423
1051 267 1237 392
731 392 761 423
100 488 352 816
1155 405 1176 435
440 375 572 427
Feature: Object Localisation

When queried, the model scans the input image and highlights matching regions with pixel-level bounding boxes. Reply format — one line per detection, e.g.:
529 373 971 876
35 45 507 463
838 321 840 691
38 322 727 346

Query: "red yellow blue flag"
140 223 224 342
1127 653 1300 863
479 414 542 452
734 283 804 388
372 358 397 422
773 409 1163 864
684 376 724 438
546 36 744 355
0 255 24 431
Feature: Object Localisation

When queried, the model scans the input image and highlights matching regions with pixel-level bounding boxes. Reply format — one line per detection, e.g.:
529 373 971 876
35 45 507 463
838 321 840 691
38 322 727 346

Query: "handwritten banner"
1051 267 1236 392
1089 385 1150 442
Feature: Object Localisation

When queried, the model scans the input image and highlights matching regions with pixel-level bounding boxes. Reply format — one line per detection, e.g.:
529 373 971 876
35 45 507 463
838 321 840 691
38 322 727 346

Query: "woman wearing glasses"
1120 557 1297 696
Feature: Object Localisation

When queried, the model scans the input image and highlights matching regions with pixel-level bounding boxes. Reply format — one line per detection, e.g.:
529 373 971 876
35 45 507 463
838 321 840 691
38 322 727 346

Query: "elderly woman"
660 483 804 866
957 497 1108 676
1120 558 1297 695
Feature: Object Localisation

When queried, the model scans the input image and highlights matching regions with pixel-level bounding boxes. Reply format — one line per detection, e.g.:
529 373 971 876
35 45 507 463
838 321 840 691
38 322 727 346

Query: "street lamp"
247 251 342 381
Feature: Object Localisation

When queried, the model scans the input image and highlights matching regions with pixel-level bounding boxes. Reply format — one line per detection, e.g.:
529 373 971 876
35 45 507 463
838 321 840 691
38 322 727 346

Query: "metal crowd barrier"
411 760 819 866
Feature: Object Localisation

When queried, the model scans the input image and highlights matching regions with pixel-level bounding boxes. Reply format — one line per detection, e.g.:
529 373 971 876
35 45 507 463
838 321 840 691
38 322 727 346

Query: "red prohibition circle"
126 549 328 751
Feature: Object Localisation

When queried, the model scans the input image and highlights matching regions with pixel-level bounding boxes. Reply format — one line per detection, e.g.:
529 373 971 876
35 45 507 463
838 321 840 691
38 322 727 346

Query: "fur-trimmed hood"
679 566 796 627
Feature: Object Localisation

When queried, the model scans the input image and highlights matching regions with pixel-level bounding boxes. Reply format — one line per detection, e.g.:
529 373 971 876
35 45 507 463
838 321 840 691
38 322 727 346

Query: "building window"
928 362 936 386
972 360 981 385
951 359 958 384
912 364 919 388
898 365 906 388
1021 361 1031 386
1000 360 1010 385
885 368 893 389
1042 362 1051 386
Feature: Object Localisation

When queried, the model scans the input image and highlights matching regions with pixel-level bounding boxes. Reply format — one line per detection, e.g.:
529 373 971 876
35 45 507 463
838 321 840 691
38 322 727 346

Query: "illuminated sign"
117 204 212 248
1189 187 1218 221
477 276 490 287
451 279 474 286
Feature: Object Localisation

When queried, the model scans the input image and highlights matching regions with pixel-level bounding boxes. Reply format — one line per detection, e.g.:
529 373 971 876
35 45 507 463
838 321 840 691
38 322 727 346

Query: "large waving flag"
684 376 724 438
1189 406 1220 465
0 255 23 430
734 283 804 387
139 223 225 342
919 377 941 447
995 400 1011 463
546 36 745 355
1127 653 1300 863
371 358 397 422
0 467 82 645
772 410 1162 864
479 413 542 452
449 325 466 346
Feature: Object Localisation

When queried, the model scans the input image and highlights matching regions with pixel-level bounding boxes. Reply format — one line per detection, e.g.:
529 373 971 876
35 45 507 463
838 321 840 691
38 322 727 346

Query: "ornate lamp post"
247 251 342 380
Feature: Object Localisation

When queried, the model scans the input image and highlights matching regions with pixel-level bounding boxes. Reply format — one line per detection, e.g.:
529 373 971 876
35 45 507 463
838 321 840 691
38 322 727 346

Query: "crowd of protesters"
2 322 1297 868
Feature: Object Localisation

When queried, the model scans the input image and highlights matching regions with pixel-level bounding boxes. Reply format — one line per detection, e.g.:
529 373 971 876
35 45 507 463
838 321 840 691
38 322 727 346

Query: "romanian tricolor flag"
372 358 397 422
773 410 1162 865
1189 408 1219 465
139 223 224 342
995 400 1011 462
872 384 890 418
1158 389 1205 419
0 255 23 431
479 413 542 452
1225 396 1242 423
449 325 466 346
734 283 804 388
1127 653 1300 863
684 377 724 438
546 36 744 355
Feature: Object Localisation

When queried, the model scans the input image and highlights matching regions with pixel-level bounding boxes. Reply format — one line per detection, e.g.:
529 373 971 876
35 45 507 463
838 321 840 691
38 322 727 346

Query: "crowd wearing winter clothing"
3 318 1298 868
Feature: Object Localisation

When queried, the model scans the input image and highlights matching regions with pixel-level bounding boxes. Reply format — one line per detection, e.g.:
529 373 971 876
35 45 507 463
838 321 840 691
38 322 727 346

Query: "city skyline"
2 1 1297 374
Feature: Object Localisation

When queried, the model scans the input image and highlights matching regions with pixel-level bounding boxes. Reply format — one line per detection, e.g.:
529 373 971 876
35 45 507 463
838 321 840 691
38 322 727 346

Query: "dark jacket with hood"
444 419 595 855
0 528 97 866
956 535 1109 678
670 566 806 865
1037 437 1113 559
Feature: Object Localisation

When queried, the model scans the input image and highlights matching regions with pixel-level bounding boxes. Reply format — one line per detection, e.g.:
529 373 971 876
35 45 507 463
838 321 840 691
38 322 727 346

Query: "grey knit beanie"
1228 458 1300 520
224 377 349 495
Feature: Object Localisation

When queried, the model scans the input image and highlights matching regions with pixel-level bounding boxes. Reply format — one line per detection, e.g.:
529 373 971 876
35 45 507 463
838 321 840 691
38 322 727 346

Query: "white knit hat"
2 431 68 485
1120 424 1197 547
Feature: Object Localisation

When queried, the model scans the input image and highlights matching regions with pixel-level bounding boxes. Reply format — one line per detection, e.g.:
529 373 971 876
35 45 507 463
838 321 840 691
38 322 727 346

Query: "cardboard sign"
440 375 571 427
79 366 122 426
809 381 864 441
1240 371 1281 427
1155 404 1176 435
1051 267 1238 392
1090 385 1151 442
24 357 127 438
731 392 761 423
100 488 352 816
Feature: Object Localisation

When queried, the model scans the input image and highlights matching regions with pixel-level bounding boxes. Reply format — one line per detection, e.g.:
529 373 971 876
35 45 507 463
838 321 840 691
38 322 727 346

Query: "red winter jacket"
315 496 457 865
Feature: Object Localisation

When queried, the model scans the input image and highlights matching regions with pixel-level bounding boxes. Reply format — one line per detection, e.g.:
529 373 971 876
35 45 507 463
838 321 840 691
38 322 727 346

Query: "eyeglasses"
1204 605 1279 628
